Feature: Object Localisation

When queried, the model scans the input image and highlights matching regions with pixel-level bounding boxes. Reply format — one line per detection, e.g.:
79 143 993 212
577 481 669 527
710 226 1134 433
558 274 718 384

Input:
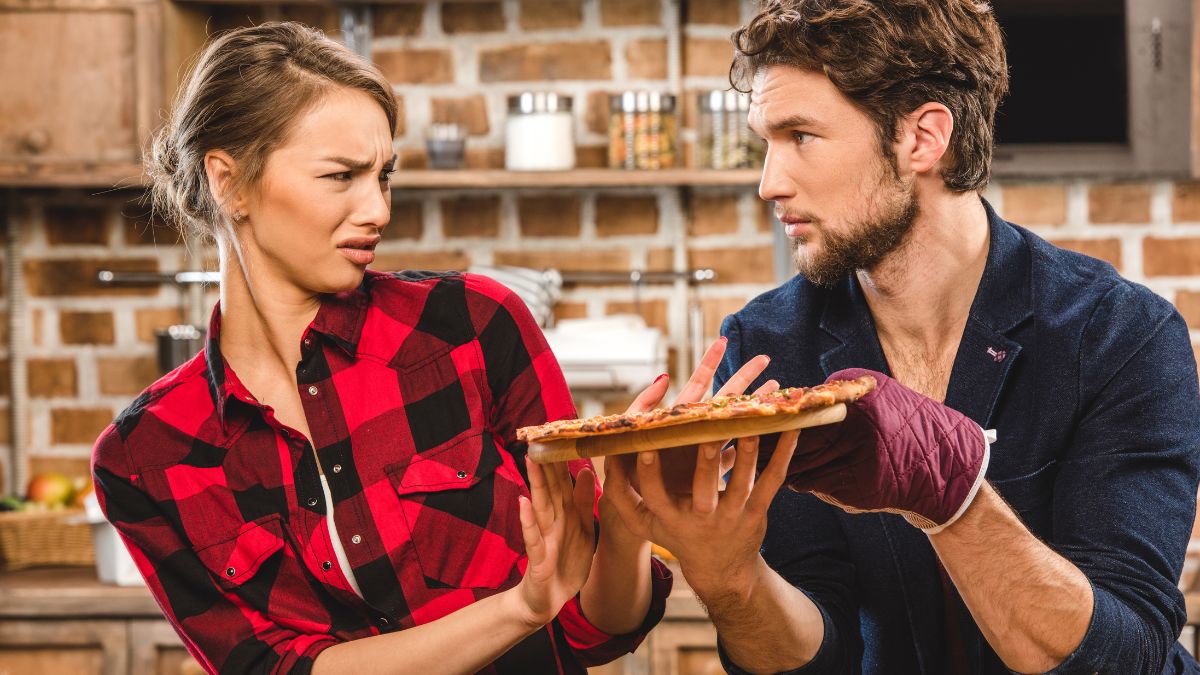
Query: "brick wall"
370 0 761 170
9 177 1200 490
6 0 1200 524
2 194 194 487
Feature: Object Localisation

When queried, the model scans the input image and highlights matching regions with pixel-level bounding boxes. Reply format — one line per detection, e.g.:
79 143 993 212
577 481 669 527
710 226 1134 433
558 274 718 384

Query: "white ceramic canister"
505 92 576 171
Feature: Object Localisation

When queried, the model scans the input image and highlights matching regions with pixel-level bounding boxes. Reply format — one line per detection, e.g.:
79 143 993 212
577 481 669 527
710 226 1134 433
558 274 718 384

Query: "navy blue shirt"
715 203 1200 674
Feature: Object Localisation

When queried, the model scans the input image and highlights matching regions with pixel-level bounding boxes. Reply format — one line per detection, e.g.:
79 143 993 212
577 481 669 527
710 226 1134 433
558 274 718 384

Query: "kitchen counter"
0 564 721 675
0 566 195 675
0 566 160 618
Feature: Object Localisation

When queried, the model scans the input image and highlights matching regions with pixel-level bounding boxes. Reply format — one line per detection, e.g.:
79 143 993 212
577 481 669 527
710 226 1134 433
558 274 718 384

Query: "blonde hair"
147 21 398 239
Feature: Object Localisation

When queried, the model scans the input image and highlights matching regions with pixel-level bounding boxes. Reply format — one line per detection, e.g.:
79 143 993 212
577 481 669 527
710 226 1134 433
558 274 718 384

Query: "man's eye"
792 131 812 145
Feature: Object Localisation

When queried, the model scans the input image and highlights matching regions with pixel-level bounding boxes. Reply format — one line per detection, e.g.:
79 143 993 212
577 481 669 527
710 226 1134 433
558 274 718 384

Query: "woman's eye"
325 171 353 181
379 169 395 182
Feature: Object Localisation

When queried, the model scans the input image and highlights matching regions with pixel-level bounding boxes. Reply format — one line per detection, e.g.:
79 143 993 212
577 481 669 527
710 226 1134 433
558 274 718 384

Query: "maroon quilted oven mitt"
783 368 991 533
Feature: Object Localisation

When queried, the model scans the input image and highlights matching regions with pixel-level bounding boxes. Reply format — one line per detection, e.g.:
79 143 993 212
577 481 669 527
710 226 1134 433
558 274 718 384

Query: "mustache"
774 208 819 223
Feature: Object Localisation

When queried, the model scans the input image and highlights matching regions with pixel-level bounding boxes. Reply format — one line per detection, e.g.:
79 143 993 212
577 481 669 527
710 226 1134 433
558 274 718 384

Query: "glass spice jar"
608 91 638 169
698 90 762 169
607 91 678 170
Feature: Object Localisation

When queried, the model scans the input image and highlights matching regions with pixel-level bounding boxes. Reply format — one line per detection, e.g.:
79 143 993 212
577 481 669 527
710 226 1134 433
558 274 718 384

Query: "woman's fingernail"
654 373 669 383
639 452 655 465
719 336 728 343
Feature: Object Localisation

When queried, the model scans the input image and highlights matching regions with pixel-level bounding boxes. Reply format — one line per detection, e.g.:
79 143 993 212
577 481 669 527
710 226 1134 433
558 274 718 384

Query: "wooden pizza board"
527 403 847 464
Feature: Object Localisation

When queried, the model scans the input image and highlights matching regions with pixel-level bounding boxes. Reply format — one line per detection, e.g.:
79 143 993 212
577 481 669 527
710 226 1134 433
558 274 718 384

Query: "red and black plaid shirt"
93 270 671 675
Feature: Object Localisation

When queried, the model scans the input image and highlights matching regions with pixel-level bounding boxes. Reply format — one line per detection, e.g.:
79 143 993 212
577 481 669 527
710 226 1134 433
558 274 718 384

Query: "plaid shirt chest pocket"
194 516 287 591
385 431 527 590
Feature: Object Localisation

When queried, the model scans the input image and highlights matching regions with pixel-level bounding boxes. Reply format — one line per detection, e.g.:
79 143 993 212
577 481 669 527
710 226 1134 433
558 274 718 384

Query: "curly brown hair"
731 0 1008 192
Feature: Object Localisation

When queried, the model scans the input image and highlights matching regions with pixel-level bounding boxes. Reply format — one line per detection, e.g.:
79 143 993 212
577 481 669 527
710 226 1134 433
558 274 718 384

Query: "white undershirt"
320 474 364 598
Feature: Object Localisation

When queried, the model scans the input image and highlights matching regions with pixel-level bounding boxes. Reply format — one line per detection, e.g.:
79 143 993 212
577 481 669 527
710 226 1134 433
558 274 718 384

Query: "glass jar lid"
698 89 751 112
508 92 573 114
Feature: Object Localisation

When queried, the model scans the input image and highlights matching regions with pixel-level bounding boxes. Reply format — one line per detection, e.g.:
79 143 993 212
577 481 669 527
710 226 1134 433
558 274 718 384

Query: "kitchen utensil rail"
558 269 716 285
97 270 220 286
97 269 717 287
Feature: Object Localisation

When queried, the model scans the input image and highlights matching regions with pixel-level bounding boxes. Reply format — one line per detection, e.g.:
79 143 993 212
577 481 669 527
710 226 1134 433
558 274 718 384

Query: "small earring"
231 211 245 222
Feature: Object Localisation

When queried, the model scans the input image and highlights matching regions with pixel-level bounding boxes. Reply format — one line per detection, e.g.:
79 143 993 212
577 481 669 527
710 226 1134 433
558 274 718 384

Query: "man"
604 0 1200 672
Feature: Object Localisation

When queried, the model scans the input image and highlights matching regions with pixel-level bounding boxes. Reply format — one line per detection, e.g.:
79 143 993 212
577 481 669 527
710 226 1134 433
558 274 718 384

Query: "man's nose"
758 145 796 204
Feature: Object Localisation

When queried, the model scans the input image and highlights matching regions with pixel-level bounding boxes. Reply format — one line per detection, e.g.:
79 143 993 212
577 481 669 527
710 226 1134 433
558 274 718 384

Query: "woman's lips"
338 247 376 265
337 235 381 265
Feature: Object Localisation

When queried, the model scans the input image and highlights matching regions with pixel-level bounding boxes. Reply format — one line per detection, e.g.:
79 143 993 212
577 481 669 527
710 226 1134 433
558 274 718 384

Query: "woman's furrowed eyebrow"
320 154 398 170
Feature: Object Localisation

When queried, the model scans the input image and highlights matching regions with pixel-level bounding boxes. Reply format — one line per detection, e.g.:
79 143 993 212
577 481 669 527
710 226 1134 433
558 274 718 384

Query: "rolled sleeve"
717 594 843 675
559 557 673 666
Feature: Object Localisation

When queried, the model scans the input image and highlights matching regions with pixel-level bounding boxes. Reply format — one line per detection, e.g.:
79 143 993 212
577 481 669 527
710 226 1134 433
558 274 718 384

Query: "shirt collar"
308 274 372 355
968 198 1034 334
203 274 373 431
820 197 1033 343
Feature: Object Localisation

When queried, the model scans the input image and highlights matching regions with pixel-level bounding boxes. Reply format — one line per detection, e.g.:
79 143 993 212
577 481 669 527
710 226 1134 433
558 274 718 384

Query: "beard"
790 178 919 288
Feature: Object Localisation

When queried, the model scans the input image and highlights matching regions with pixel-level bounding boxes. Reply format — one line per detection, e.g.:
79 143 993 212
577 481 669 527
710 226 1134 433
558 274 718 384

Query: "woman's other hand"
602 337 780 502
512 457 597 628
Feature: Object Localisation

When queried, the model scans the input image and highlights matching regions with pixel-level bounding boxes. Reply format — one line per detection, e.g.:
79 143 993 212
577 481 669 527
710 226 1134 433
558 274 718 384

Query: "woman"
93 21 778 675
92 22 674 675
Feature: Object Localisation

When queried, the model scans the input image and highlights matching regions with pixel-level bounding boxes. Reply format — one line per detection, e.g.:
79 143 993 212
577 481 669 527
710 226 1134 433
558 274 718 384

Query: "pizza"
517 375 876 443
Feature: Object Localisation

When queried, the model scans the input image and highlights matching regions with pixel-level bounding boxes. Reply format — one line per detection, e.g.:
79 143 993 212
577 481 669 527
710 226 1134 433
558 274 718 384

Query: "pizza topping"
516 374 876 443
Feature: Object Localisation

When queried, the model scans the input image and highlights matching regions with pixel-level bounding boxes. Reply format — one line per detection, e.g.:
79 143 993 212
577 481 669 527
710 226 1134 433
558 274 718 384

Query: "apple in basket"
25 472 75 508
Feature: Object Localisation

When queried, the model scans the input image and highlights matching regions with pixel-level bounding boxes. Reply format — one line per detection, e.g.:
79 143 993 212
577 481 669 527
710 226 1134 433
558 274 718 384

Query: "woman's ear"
901 102 954 176
204 149 244 219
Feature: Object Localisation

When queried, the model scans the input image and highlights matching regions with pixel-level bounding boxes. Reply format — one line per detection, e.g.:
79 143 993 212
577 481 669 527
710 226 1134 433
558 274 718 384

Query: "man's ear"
204 149 244 217
902 102 954 176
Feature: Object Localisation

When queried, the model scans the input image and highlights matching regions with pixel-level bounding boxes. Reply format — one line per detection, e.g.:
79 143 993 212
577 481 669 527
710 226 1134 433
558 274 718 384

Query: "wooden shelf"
0 166 146 189
1 168 763 191
393 168 762 190
174 0 509 4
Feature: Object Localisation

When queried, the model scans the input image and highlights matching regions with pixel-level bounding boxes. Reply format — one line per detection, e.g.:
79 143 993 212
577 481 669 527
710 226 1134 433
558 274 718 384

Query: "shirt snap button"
332 464 342 474
306 497 319 507
322 560 332 571
225 567 236 577
351 534 362 544
307 385 319 396
303 338 311 346
456 470 468 479
379 617 390 625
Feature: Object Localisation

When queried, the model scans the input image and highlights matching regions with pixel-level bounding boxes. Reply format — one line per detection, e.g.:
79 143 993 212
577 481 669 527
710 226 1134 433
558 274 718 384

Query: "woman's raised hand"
513 457 597 628
602 337 781 501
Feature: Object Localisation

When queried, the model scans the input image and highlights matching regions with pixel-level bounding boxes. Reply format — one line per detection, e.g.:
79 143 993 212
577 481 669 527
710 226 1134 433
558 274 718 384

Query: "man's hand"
605 431 799 595
599 336 776 515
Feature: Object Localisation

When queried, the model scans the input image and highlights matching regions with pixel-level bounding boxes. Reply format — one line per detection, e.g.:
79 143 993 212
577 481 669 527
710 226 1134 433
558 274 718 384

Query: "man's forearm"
930 482 1093 673
689 555 826 673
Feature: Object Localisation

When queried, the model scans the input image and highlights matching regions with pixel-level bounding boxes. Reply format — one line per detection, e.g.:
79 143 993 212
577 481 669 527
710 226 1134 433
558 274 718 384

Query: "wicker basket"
0 508 95 570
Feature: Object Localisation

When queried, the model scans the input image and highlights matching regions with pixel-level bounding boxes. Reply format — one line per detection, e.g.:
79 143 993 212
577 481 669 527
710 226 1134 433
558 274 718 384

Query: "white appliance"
82 491 143 586
541 315 667 392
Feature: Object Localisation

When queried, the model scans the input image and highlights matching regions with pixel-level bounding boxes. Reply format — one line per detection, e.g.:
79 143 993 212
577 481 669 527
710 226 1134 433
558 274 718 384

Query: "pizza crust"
517 375 876 443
